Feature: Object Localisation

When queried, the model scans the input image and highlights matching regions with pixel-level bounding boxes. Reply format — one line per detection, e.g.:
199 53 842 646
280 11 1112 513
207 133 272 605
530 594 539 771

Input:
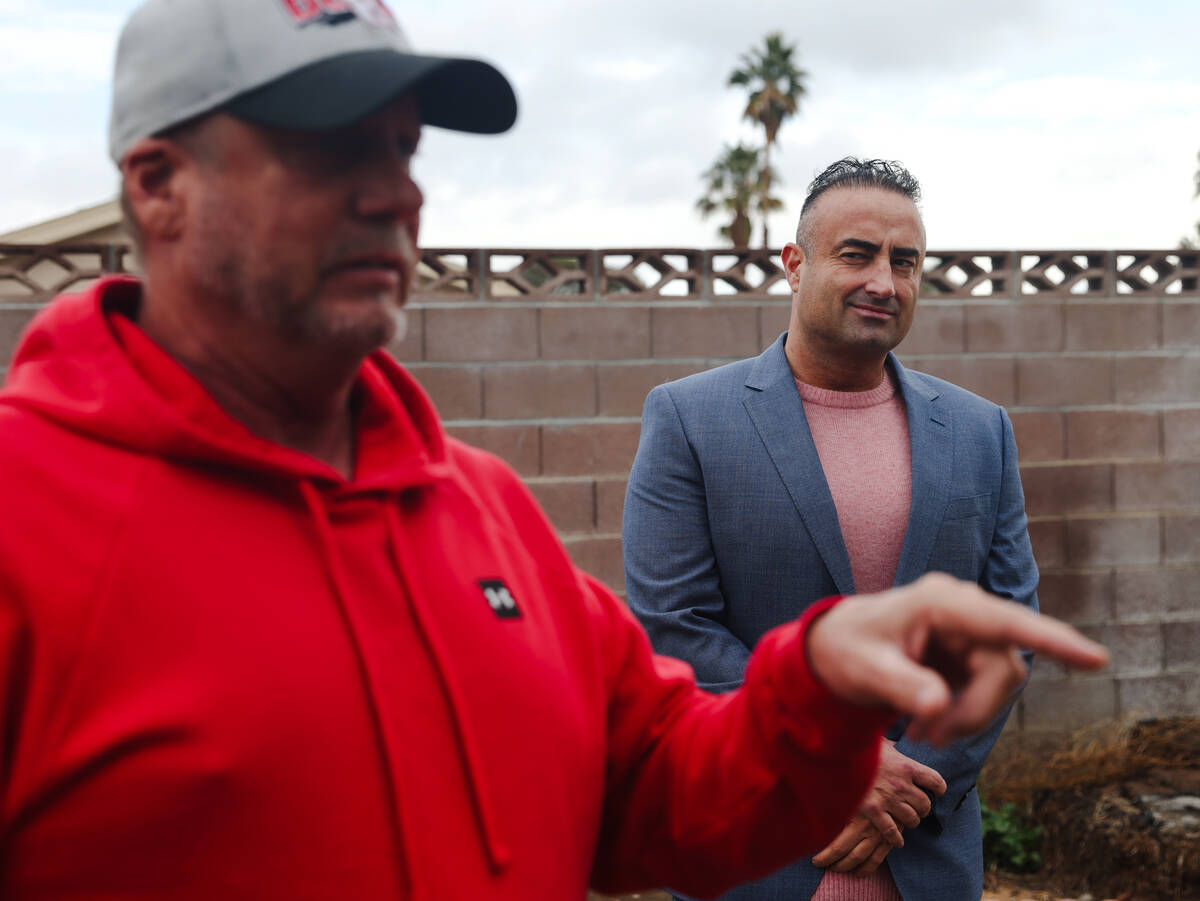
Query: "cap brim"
224 49 517 135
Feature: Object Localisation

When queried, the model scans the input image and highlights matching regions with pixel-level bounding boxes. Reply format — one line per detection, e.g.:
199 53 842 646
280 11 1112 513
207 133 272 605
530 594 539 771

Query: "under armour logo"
479 580 521 619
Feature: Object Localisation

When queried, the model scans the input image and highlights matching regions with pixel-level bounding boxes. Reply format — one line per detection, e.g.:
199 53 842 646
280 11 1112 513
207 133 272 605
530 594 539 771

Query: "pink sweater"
797 369 912 901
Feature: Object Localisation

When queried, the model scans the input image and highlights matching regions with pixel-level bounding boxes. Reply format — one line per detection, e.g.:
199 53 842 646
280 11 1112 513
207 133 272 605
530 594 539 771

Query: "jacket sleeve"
586 577 891 898
622 384 751 692
891 406 1039 825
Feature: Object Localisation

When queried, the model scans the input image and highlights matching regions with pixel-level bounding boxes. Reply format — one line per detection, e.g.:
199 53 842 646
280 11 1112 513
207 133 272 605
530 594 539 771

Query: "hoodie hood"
2 276 450 492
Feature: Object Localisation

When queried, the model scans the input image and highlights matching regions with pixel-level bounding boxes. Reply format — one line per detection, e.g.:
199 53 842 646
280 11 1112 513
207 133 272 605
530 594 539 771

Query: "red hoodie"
0 277 888 900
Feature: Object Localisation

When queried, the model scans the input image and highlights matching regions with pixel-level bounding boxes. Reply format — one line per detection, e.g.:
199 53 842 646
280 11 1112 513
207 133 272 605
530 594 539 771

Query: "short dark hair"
795 157 921 250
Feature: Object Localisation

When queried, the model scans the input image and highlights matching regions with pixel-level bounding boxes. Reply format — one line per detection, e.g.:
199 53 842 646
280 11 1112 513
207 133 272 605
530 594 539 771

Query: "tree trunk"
760 139 772 248
730 211 751 248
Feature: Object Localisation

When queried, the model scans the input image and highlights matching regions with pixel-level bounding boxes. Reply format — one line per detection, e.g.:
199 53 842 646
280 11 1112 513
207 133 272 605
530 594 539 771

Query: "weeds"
981 795 1043 874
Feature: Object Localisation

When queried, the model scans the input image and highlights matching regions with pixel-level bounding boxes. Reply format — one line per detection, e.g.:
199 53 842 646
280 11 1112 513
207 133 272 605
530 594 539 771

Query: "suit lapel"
742 336 855 594
892 354 954 586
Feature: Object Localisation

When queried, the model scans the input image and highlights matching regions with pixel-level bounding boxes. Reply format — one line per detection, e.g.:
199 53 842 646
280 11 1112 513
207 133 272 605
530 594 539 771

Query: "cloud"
3 0 1199 251
0 140 114 234
0 11 121 90
581 58 668 82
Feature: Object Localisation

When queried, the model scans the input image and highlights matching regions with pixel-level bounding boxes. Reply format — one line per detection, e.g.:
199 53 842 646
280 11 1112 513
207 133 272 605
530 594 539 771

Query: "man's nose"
354 160 424 224
863 258 896 299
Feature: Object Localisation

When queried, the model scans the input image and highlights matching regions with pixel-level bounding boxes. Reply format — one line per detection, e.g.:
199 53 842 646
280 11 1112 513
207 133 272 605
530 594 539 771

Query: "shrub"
981 795 1042 874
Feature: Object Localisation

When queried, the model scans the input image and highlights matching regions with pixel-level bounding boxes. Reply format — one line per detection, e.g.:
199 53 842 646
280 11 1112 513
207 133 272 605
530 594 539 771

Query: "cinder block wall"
393 279 1199 738
2 245 1197 736
895 296 1200 735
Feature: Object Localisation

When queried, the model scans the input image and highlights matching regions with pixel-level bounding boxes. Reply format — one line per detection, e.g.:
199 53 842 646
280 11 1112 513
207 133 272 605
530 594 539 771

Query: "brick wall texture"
2 261 1197 737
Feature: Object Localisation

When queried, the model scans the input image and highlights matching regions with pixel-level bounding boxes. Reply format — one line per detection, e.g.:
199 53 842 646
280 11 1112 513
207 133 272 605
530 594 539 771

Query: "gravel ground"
592 876 1098 901
984 874 1121 901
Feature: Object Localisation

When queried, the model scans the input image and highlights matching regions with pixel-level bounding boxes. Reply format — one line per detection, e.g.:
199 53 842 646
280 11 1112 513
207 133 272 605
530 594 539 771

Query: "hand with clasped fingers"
811 739 946 874
802 573 1109 874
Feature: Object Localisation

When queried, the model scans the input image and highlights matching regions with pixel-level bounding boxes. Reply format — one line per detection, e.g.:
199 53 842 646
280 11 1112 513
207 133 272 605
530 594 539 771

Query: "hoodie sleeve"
586 574 891 898
0 579 32 807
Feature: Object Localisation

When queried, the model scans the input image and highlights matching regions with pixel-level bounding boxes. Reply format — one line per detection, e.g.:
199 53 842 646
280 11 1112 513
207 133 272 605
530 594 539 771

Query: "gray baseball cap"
109 0 517 164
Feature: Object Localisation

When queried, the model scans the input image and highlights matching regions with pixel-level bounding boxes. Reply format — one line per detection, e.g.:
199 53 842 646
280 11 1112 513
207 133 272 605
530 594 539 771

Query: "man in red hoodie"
0 1 1106 898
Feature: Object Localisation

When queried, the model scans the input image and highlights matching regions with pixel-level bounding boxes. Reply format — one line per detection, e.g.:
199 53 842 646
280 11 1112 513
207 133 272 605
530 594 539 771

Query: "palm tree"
1181 150 1199 249
1191 149 1200 242
728 32 807 248
697 143 779 248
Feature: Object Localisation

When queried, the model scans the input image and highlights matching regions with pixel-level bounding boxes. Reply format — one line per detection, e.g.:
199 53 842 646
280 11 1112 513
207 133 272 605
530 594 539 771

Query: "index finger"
914 577 1109 670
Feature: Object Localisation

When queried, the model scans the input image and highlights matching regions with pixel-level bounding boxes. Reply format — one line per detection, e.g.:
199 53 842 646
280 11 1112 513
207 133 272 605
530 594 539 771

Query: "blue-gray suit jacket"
622 334 1039 901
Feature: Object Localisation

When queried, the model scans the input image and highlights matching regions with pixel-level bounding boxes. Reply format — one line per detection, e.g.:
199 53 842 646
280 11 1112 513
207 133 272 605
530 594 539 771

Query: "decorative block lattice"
0 244 131 300
486 251 592 298
5 244 1198 304
711 249 789 297
1019 252 1109 296
602 250 701 298
414 249 481 298
1114 251 1199 295
922 252 1012 297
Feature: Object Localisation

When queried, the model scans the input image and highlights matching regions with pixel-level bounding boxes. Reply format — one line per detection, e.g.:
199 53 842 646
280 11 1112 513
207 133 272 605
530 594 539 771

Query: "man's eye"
302 135 363 164
894 258 916 270
842 252 865 261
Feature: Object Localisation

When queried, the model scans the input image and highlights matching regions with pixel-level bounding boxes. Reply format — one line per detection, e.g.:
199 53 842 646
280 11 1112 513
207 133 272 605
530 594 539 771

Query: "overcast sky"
2 0 1198 250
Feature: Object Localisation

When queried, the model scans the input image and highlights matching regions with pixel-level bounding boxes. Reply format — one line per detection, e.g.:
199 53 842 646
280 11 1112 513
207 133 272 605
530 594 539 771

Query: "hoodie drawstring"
384 500 512 874
298 480 418 896
300 480 511 881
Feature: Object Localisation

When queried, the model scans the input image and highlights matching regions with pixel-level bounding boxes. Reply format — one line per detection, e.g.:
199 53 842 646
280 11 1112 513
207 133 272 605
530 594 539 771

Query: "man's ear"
120 137 191 244
781 242 805 292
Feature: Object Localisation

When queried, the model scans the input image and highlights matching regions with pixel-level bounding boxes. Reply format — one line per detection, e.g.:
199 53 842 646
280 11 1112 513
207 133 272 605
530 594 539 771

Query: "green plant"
980 795 1043 874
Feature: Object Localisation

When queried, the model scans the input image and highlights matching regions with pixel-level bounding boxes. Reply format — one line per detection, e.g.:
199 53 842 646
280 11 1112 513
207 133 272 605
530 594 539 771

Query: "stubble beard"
192 246 406 358
841 293 908 355
188 196 413 359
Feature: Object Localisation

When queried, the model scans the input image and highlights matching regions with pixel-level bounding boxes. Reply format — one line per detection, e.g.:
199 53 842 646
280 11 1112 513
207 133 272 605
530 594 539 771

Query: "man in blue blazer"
623 158 1039 901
